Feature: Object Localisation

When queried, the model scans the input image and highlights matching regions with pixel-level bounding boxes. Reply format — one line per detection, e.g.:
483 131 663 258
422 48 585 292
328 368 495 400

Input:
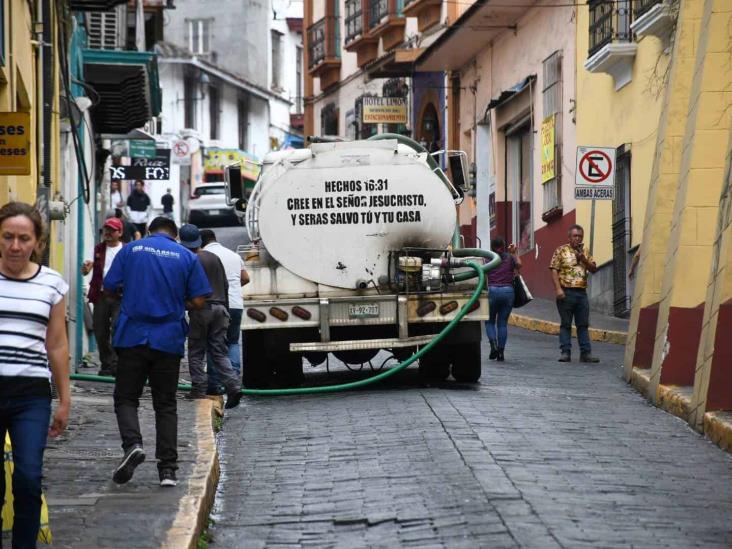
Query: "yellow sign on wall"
0 113 31 176
204 147 261 181
362 97 407 124
541 114 555 184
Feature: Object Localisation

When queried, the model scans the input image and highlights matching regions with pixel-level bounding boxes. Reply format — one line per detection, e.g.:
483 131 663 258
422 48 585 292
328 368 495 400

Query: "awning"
282 133 304 149
416 0 537 72
365 48 424 78
83 49 162 135
485 75 535 113
69 0 127 9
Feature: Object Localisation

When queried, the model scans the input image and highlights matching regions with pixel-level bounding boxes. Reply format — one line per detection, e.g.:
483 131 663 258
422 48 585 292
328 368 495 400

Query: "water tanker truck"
225 134 497 388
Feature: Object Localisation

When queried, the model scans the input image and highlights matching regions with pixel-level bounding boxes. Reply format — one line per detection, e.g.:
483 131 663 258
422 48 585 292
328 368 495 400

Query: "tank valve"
356 280 369 290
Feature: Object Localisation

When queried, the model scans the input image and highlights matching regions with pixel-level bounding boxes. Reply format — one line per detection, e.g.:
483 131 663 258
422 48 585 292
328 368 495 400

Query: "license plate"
208 209 220 215
348 303 379 318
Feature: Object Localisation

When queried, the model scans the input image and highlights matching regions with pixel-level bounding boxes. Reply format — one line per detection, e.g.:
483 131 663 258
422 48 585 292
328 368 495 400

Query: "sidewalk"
509 297 628 344
40 369 219 549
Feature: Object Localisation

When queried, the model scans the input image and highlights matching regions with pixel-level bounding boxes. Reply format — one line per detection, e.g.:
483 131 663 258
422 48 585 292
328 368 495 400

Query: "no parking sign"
575 146 616 200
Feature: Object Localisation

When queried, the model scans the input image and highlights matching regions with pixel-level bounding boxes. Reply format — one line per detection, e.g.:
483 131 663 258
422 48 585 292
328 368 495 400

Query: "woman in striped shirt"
0 202 70 547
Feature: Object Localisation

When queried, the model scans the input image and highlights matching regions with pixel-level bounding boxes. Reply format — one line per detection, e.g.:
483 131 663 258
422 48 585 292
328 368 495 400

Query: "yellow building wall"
575 6 670 265
0 0 64 272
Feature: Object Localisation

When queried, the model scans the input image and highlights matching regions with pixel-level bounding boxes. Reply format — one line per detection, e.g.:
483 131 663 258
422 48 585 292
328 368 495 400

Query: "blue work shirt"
103 233 211 356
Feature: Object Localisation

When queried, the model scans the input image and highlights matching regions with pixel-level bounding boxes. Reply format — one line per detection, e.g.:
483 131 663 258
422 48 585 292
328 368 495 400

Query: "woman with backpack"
485 236 522 361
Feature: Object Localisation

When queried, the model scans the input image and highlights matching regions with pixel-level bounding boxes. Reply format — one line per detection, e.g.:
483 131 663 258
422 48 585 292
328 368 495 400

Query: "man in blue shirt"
104 216 215 488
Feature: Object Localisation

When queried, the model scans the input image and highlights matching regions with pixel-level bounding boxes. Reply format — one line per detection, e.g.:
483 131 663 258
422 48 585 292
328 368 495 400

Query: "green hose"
70 260 489 396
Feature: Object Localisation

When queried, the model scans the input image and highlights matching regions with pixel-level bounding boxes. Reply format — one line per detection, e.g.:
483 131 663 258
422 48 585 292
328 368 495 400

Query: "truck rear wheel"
450 342 482 383
418 344 450 381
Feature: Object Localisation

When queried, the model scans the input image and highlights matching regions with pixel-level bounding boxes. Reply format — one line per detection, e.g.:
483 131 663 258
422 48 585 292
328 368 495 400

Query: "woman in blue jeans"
0 202 71 547
485 237 522 361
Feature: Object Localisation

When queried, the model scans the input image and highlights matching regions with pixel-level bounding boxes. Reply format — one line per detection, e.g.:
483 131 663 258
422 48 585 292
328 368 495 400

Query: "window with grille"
271 30 283 90
321 103 339 136
542 51 562 217
345 0 363 44
209 85 220 140
295 46 303 114
588 0 632 57
238 96 249 150
184 74 196 130
355 95 377 139
187 19 212 55
382 79 409 135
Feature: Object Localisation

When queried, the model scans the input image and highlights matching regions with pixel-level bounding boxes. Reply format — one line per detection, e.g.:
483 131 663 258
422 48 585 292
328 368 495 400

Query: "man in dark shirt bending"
179 224 243 408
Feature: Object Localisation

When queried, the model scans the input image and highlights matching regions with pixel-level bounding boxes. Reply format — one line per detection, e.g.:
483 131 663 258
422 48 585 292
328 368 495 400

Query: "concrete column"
689 123 732 430
647 0 732 403
623 0 703 380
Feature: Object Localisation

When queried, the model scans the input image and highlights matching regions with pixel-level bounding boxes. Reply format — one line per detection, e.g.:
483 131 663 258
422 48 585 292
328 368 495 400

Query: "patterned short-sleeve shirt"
549 244 593 289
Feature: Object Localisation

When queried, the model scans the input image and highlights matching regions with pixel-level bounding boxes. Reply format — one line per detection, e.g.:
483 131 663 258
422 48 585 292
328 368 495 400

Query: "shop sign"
129 140 157 159
540 115 555 184
0 112 31 175
204 148 261 181
362 97 407 124
110 149 171 181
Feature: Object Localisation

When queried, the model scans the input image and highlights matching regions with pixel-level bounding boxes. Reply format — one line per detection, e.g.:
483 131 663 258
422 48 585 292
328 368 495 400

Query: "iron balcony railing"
307 15 340 69
369 0 388 29
588 0 633 57
368 0 403 29
345 0 363 44
634 0 662 19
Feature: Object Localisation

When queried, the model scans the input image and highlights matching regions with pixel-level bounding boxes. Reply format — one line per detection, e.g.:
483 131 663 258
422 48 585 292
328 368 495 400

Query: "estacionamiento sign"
0 112 31 175
362 97 407 124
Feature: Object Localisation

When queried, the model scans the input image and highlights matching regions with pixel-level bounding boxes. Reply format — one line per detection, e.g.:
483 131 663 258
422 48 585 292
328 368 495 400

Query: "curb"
162 399 220 549
509 313 627 345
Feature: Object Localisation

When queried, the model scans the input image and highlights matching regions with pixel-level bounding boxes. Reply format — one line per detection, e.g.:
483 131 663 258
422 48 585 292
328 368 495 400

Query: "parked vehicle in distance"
187 183 242 226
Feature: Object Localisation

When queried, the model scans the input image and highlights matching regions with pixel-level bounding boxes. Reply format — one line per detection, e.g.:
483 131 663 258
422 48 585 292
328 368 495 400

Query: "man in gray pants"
179 224 242 407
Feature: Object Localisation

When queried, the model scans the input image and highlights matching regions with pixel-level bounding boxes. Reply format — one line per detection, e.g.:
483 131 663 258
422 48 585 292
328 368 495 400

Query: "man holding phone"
549 224 600 363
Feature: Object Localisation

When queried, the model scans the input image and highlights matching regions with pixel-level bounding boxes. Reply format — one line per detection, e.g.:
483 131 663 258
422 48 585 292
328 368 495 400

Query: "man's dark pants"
556 287 592 355
207 307 242 394
92 293 120 373
113 345 180 472
189 304 241 396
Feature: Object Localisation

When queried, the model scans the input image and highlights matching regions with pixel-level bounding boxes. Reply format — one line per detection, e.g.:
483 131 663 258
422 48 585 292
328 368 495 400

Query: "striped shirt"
0 265 68 396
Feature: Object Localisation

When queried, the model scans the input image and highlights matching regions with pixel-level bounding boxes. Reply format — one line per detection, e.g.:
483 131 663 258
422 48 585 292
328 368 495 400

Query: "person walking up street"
0 202 70 547
485 237 522 362
126 180 151 236
81 217 125 377
179 225 243 406
103 217 211 488
200 229 249 394
161 188 175 221
549 224 600 363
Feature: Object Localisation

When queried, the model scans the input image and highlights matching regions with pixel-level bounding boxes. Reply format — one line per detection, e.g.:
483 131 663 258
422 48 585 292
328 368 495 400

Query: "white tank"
253 140 457 289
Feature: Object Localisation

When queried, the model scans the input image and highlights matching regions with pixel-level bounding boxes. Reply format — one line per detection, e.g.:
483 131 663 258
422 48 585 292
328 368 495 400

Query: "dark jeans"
556 288 591 354
0 396 51 548
92 294 120 372
207 308 242 394
114 345 180 472
485 285 514 348
132 222 147 236
188 304 241 395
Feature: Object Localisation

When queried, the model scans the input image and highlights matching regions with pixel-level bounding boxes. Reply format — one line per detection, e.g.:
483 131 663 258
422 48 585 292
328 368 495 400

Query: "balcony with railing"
631 0 674 46
307 15 341 89
402 0 441 32
588 0 632 57
344 0 380 67
367 0 406 51
634 0 662 19
584 0 637 90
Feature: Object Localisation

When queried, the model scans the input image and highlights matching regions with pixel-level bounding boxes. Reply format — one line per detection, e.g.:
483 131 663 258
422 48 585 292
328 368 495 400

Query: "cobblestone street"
210 327 732 548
